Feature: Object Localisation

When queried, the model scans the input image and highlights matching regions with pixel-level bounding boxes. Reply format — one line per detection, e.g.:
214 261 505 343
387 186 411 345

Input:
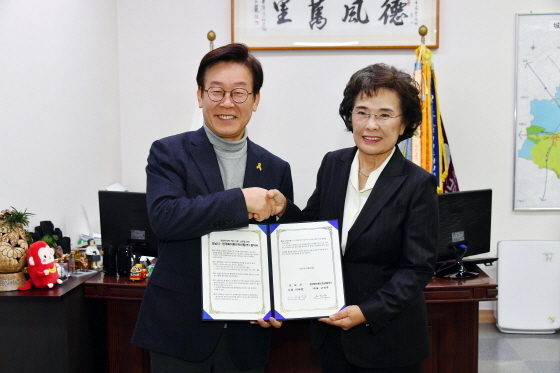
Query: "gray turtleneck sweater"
203 123 247 190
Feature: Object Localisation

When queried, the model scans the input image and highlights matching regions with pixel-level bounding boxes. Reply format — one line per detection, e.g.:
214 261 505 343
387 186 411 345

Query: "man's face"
197 62 260 141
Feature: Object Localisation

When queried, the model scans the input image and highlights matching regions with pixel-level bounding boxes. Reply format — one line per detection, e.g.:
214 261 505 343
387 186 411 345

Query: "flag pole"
414 26 459 193
191 31 216 131
419 25 427 44
417 25 427 62
207 30 216 51
410 26 430 168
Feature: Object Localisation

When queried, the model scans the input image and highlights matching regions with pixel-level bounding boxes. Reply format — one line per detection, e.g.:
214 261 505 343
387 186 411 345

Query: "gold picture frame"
231 0 439 50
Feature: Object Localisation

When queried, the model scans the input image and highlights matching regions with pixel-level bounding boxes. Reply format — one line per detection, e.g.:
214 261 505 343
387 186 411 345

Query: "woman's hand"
318 305 366 331
250 317 283 328
266 189 287 217
244 188 288 221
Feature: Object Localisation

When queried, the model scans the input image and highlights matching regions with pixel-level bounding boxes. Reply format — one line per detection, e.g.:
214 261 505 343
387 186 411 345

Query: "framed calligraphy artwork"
231 0 439 50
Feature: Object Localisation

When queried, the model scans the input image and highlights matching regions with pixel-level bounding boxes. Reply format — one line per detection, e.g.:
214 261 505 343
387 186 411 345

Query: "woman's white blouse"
340 147 395 254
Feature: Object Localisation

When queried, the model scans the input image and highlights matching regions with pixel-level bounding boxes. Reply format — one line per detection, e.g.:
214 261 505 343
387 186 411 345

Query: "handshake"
242 187 287 222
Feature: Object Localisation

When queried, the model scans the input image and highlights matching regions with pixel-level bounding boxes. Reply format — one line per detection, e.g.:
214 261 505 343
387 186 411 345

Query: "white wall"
2 0 560 310
0 1 120 239
116 0 560 282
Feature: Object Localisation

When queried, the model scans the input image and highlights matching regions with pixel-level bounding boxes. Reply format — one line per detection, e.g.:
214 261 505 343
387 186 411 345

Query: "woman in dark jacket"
272 63 438 373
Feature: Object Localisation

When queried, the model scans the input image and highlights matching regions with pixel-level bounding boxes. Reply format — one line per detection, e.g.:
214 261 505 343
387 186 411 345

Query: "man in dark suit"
132 43 293 373
271 64 438 373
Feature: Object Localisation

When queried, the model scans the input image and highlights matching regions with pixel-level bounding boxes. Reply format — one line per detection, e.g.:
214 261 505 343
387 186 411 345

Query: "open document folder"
201 220 346 321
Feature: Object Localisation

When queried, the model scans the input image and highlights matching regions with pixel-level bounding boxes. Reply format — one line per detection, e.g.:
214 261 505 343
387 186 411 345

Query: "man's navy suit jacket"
132 127 293 370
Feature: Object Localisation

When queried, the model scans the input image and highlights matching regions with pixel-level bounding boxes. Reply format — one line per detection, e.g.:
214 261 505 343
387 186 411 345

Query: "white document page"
201 225 271 321
269 220 345 320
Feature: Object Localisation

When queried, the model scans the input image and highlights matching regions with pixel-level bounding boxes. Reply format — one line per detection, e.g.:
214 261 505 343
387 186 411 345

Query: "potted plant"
0 207 34 291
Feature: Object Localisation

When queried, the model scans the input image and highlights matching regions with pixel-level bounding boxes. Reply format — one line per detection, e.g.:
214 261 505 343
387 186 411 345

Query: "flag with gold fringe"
402 40 460 193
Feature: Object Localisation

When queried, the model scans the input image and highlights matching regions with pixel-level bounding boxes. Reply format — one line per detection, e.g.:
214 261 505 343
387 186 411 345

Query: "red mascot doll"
18 241 63 290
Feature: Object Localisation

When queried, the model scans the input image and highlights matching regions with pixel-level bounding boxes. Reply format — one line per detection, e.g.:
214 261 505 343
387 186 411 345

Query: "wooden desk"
0 270 99 373
83 274 151 373
84 268 497 373
423 270 498 373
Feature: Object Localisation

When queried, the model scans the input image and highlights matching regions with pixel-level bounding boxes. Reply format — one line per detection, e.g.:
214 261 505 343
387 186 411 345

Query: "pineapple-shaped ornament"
0 208 33 291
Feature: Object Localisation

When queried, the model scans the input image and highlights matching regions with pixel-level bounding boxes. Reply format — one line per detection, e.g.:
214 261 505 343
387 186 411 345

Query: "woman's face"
351 88 405 164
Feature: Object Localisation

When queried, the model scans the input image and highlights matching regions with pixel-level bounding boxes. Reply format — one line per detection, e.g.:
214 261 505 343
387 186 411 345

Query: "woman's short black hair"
196 43 264 95
339 63 421 143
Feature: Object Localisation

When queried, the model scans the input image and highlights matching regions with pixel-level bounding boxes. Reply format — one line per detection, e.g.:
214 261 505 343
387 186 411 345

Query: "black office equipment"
98 191 158 275
103 244 117 275
116 244 133 276
435 189 493 279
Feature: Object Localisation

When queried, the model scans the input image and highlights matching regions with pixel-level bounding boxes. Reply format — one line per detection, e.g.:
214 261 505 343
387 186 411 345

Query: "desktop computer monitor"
435 189 492 279
98 190 158 268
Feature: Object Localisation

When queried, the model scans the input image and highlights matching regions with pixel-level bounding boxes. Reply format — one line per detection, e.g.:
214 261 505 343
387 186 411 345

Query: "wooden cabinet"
0 272 99 373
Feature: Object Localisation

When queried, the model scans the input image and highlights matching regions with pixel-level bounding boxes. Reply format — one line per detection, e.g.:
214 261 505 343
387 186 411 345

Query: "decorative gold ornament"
0 208 33 291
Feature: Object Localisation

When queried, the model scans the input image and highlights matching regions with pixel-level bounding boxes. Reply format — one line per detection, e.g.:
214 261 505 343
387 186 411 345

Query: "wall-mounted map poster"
514 13 560 210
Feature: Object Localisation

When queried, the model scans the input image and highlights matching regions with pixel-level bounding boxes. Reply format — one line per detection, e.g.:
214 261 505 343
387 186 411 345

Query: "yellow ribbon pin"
256 163 262 171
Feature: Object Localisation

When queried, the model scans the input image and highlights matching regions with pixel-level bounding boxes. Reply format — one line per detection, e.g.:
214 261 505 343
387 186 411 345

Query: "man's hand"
242 187 275 222
318 305 366 331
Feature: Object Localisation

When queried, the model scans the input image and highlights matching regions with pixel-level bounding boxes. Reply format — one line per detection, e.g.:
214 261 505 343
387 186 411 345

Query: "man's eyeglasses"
204 87 252 104
351 111 403 124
